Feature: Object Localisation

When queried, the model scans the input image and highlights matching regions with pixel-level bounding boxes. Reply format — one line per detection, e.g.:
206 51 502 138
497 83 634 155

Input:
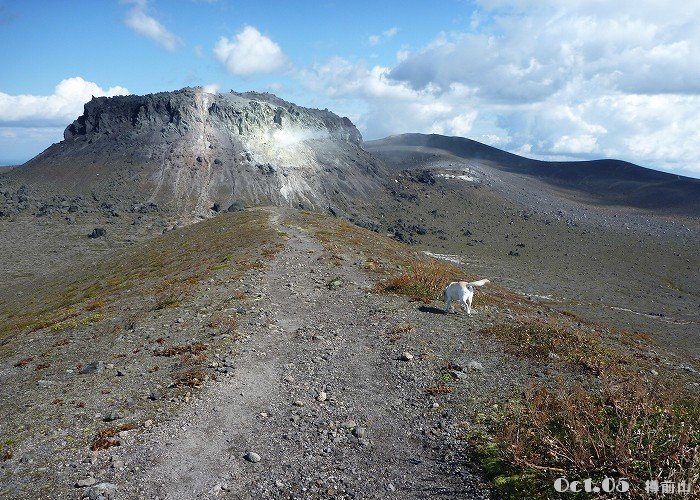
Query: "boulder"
89 228 106 239
227 201 245 212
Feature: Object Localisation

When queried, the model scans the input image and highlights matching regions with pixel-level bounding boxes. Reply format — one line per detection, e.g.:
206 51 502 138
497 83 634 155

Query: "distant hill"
366 133 700 215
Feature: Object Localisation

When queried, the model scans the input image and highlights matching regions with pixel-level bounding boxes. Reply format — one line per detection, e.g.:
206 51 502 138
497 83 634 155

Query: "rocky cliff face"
4 88 385 217
64 90 362 146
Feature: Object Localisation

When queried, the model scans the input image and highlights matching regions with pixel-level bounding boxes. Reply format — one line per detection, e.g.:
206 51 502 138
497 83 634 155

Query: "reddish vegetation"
500 378 700 491
13 357 33 367
425 383 454 396
171 369 208 388
91 423 137 452
154 342 208 358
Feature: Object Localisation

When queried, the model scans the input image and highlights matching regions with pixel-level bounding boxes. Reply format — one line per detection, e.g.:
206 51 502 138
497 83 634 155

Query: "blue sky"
1 0 699 178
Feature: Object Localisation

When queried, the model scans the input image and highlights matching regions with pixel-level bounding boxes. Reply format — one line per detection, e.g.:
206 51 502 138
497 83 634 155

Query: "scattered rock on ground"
89 227 106 239
76 476 96 487
79 361 104 375
83 482 117 500
103 410 122 422
467 361 484 371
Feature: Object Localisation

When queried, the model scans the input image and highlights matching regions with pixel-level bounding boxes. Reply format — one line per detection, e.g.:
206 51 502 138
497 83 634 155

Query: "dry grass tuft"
374 259 468 302
499 377 700 491
13 357 33 367
425 383 454 396
48 312 104 332
261 244 283 260
392 323 416 334
386 322 416 342
171 368 208 388
91 423 137 451
481 320 622 374
152 290 185 311
85 300 106 311
154 342 208 358
208 314 238 335
28 310 81 333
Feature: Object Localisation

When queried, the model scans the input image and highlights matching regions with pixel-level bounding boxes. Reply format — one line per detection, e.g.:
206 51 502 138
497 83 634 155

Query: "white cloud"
300 58 482 140
302 1 700 175
123 0 182 51
368 27 398 46
0 77 130 127
515 143 532 155
430 111 478 137
478 133 511 148
552 134 598 154
0 78 129 163
494 89 700 171
213 26 289 76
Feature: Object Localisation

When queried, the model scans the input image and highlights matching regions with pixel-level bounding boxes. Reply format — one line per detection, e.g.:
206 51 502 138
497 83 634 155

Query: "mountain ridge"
3 90 699 220
366 133 700 215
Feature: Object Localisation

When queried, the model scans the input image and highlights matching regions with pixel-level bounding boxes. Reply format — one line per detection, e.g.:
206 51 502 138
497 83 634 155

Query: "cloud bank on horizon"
0 0 699 178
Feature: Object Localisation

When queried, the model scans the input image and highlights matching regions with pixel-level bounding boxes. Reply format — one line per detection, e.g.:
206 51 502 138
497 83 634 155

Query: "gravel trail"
115 208 495 499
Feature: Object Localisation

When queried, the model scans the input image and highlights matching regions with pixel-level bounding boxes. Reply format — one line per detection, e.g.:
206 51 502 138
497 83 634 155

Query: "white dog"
443 279 490 315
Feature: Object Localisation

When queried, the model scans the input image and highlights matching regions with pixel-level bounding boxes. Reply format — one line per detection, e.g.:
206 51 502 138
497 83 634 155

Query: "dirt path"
111 208 495 498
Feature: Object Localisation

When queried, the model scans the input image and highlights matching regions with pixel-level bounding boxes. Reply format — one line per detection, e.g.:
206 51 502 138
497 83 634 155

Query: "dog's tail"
467 278 490 287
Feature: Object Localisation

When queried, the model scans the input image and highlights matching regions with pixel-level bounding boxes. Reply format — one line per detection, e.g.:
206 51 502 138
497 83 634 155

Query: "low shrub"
91 423 137 451
481 320 621 374
496 378 700 498
171 368 208 388
154 342 208 358
425 383 454 396
374 259 467 302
